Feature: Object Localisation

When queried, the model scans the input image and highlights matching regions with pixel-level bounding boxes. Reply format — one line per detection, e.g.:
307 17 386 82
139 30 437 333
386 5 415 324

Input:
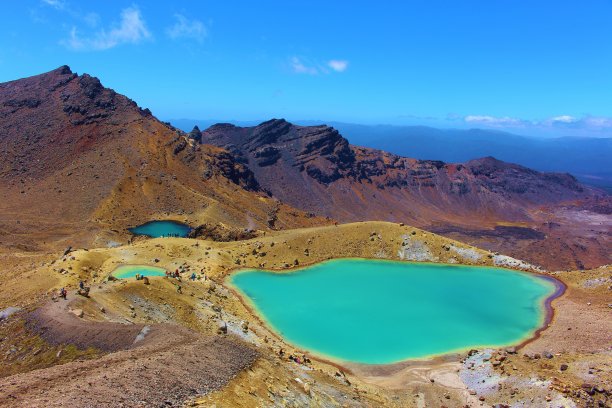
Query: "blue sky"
1 1 611 137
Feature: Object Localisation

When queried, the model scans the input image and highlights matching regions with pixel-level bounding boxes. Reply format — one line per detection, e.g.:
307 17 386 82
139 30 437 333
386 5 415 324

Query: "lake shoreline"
225 257 566 373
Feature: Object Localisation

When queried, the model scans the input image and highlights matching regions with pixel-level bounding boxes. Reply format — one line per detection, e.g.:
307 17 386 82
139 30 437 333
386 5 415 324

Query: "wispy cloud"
37 1 99 27
328 60 348 72
41 0 65 10
290 57 319 75
290 57 349 75
166 14 207 43
549 115 577 124
463 114 612 135
62 6 151 51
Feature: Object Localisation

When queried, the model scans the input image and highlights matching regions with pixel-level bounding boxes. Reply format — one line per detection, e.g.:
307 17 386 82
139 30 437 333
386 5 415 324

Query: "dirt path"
0 301 258 407
25 300 146 352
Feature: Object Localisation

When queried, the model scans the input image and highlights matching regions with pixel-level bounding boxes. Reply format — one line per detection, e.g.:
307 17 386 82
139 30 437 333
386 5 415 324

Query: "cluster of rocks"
493 254 542 271
188 223 257 242
398 234 437 262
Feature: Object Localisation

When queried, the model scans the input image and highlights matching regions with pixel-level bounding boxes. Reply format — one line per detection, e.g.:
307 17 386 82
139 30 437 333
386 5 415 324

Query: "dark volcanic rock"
188 125 202 143
200 149 260 191
204 119 355 186
188 223 257 241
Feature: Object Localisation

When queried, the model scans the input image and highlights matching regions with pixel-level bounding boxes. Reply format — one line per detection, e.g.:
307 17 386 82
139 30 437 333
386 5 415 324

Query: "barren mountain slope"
0 67 326 254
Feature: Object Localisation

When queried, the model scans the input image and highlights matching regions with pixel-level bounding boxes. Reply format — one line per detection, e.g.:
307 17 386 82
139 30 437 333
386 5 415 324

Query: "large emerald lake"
230 259 557 364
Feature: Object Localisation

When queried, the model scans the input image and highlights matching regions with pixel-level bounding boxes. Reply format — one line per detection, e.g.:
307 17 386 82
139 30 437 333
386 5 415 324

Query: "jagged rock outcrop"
188 125 202 143
204 119 356 184
187 223 257 241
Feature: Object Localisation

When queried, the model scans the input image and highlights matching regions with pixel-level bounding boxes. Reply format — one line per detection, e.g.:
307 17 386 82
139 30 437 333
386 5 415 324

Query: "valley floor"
0 222 610 407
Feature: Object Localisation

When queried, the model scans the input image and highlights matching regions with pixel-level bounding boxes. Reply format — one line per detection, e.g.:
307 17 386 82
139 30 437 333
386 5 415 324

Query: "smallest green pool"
128 220 191 238
111 265 167 279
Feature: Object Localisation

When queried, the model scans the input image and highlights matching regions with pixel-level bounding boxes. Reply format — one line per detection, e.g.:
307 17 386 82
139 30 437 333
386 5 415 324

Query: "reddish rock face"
202 119 610 270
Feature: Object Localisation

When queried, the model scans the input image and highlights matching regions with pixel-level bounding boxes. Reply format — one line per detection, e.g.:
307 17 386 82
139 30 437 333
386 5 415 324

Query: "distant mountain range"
170 119 612 191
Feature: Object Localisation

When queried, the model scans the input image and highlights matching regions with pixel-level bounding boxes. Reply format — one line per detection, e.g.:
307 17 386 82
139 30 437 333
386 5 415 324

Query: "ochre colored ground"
0 222 610 407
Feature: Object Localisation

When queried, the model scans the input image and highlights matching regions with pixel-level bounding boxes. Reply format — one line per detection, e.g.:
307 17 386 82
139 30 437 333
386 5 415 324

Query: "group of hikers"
161 233 183 238
57 281 86 299
165 269 200 281
277 348 311 365
134 274 150 284
57 266 204 299
164 268 203 293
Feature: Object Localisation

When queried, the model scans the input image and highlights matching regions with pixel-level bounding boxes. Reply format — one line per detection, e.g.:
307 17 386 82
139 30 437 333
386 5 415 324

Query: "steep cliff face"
202 119 610 270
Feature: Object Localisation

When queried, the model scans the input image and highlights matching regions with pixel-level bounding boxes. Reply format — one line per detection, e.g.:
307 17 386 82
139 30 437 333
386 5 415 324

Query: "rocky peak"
202 119 356 184
188 125 202 143
0 65 156 178
249 118 292 146
54 65 74 76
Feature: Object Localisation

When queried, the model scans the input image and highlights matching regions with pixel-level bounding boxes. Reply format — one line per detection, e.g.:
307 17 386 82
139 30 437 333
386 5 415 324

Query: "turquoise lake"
112 265 167 279
128 220 191 238
230 259 557 364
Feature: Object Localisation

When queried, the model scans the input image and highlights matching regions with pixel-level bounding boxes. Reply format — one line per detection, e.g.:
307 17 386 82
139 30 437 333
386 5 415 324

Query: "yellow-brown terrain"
0 223 610 407
0 67 610 407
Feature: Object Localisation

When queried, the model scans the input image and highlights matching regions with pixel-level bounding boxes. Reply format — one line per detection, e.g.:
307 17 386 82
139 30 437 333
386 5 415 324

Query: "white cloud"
289 57 349 75
550 115 577 123
63 6 151 51
464 115 525 127
166 14 207 42
290 57 319 75
328 60 348 72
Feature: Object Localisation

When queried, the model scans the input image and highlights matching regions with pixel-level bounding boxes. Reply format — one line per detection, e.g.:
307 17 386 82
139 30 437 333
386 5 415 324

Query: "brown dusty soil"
0 297 258 407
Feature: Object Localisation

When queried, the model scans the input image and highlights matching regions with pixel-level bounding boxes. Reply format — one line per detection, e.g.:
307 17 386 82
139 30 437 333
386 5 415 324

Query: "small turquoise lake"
230 259 558 365
112 265 167 279
128 220 191 238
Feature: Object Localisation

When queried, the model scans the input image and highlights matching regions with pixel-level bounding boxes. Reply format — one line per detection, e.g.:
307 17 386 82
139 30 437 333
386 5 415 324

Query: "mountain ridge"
172 118 612 190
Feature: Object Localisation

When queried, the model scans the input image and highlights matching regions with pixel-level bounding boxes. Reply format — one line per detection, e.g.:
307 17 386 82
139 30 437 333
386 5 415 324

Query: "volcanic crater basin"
230 258 560 365
128 220 192 238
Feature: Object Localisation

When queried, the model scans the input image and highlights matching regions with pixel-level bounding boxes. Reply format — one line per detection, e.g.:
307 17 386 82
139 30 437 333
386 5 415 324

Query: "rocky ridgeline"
0 65 153 178
201 118 589 200
200 119 599 219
